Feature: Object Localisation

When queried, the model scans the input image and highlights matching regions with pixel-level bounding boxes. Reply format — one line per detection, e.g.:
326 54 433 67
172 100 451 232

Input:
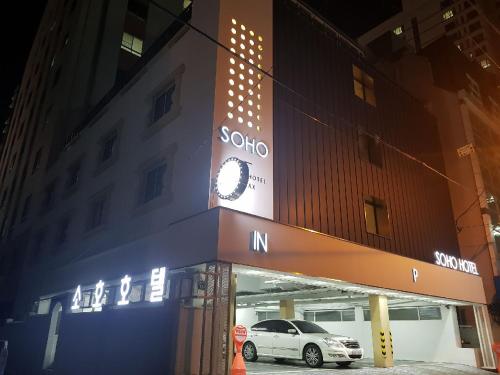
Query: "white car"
242 319 363 368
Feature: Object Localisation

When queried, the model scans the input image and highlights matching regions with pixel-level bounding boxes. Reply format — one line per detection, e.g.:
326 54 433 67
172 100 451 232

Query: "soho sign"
434 251 479 275
219 126 269 158
71 267 167 310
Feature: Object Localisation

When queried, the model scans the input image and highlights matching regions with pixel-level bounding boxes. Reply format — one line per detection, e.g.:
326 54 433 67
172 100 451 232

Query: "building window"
86 190 110 231
389 308 419 320
418 307 442 320
65 159 82 191
153 84 176 123
146 65 184 136
121 32 143 57
363 306 441 321
359 130 382 167
442 9 454 20
256 311 280 321
142 163 167 204
393 26 403 36
134 146 175 213
96 127 121 174
305 309 355 322
353 65 376 106
21 194 32 221
363 196 390 237
101 133 117 163
481 59 491 69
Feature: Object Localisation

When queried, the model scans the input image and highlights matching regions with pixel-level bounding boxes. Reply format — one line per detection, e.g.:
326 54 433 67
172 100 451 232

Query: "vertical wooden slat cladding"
273 0 459 261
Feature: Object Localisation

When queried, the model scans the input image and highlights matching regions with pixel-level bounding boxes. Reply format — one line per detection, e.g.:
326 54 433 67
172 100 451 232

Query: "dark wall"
273 0 459 262
0 304 179 375
0 315 49 374
54 304 178 375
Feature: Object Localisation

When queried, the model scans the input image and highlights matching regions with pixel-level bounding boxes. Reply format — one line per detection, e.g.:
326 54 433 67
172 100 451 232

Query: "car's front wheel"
303 344 323 368
242 341 258 362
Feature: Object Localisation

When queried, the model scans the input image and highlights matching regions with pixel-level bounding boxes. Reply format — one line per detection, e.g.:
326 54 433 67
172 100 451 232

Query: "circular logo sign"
233 325 248 345
215 157 249 201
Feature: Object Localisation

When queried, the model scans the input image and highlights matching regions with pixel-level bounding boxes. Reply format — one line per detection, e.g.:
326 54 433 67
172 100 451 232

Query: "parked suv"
242 319 363 368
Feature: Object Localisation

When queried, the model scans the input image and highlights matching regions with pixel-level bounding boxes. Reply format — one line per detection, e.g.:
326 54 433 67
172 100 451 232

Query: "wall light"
215 157 250 200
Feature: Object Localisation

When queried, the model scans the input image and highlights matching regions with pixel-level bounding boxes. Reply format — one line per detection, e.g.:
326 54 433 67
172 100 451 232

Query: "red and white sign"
233 325 248 345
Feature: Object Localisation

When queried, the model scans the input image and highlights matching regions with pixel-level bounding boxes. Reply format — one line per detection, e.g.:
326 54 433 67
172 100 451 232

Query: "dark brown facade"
273 0 459 263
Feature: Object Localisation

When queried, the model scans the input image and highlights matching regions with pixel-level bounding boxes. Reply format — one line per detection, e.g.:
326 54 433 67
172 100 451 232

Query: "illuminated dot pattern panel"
228 18 264 131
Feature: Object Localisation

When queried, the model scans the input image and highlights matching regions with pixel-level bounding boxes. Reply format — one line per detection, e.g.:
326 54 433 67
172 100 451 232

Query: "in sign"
250 231 268 253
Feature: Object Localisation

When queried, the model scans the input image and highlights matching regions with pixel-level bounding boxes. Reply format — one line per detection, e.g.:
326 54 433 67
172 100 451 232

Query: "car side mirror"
288 329 298 334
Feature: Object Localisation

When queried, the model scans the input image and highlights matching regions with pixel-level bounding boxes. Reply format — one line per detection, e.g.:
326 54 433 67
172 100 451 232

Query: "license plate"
351 349 362 355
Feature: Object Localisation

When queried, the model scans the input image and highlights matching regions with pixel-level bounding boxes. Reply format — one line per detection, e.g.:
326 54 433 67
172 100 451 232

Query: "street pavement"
246 358 495 374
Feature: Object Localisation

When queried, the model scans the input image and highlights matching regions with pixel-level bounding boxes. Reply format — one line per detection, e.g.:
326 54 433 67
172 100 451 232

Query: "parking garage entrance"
212 209 495 371
232 265 492 370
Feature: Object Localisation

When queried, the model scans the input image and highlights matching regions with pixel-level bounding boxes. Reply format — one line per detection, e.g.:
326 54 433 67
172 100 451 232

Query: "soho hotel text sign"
434 251 479 275
70 267 167 310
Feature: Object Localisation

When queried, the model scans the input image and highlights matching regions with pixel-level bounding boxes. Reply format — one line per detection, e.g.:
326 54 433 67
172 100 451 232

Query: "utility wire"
23 1 495 268
150 0 477 193
455 187 486 232
470 243 489 262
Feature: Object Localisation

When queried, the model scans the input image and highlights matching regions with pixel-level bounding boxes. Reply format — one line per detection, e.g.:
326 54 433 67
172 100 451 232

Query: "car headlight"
323 338 344 348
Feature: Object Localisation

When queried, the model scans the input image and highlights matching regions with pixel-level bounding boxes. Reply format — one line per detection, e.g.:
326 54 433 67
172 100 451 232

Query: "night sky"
0 0 401 126
0 1 46 127
303 0 402 37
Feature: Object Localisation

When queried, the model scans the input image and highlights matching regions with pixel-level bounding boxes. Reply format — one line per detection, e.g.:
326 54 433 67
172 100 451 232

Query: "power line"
455 187 486 232
19 1 494 268
150 0 478 194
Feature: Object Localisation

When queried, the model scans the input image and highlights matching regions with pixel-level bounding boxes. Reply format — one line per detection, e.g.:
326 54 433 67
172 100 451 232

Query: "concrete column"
369 295 394 368
279 299 295 319
474 304 496 369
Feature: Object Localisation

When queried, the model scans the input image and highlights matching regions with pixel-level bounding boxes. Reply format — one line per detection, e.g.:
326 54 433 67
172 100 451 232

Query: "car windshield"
291 320 329 334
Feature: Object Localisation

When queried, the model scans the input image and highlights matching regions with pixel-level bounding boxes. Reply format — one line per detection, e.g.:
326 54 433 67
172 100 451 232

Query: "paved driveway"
246 358 494 374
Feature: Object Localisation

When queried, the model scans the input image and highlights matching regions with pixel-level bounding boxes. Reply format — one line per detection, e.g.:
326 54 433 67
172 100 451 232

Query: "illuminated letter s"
219 126 230 143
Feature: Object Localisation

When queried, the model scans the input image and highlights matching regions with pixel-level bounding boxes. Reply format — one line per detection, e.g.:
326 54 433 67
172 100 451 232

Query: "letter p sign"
412 268 419 283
